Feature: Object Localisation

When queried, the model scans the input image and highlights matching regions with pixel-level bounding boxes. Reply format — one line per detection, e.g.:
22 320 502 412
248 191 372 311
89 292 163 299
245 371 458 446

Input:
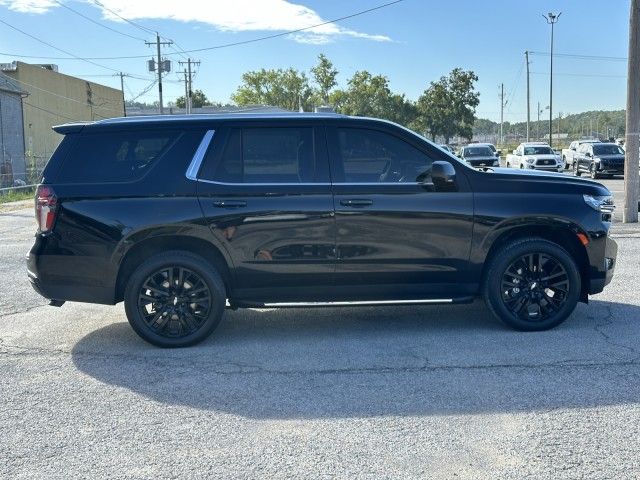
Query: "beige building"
1 61 124 163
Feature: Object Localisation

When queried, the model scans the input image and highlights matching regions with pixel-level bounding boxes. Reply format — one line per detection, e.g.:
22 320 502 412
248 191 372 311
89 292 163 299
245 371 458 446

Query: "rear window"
56 130 179 183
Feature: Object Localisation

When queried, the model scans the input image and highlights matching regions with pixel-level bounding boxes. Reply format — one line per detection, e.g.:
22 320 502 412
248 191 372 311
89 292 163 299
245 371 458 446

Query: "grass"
0 188 35 204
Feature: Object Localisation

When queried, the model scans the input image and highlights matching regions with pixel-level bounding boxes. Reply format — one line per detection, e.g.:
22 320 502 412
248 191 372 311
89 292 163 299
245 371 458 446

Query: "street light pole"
543 12 561 148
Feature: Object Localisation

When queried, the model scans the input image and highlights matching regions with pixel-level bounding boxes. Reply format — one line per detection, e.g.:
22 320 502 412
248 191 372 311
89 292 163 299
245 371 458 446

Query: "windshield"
523 146 553 155
593 144 624 155
464 147 493 157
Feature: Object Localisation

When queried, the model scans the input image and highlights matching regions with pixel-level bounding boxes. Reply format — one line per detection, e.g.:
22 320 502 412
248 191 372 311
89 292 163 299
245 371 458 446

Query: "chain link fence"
0 156 48 199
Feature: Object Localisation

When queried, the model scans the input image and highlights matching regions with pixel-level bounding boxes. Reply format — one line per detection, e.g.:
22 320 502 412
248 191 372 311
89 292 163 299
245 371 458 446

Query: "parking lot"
2 176 640 478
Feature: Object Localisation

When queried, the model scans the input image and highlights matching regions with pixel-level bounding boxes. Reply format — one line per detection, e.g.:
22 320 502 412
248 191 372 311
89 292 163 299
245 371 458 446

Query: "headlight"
583 194 615 213
493 160 499 166
526 157 535 164
593 157 601 163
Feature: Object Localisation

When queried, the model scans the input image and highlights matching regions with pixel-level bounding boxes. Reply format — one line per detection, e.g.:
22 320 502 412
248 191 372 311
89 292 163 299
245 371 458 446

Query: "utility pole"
543 12 561 148
624 0 639 223
499 83 505 145
145 33 172 114
525 51 531 142
178 58 200 114
116 72 128 117
537 102 541 140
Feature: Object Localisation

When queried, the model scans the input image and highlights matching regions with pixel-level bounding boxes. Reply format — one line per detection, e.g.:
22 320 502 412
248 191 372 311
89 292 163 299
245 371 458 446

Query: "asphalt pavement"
2 183 640 478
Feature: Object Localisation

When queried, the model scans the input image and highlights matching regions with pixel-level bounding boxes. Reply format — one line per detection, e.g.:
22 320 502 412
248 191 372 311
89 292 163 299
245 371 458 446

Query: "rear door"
327 124 475 300
195 122 336 302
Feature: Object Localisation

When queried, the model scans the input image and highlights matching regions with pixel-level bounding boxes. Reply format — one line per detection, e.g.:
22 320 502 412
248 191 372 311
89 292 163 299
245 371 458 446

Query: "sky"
0 0 631 122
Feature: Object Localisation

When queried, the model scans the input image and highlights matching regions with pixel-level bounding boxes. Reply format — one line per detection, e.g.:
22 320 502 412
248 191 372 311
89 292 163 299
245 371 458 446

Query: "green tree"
416 68 480 142
311 53 338 105
176 89 212 109
231 68 313 111
330 71 417 127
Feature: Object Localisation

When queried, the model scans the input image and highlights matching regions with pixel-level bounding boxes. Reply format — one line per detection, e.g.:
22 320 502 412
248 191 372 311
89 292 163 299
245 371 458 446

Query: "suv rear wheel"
483 239 581 331
124 251 226 347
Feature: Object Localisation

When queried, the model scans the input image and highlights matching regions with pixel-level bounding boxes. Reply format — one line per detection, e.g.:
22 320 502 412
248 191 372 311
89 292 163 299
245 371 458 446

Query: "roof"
0 72 26 96
53 112 352 133
96 112 346 124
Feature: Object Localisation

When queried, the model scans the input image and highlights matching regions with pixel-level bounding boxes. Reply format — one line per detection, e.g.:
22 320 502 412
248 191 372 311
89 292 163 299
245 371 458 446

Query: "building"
0 73 27 186
1 61 124 172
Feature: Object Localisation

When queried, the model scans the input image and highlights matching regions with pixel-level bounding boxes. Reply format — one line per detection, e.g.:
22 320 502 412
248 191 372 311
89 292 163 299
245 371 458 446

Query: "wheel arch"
479 221 591 302
114 234 234 303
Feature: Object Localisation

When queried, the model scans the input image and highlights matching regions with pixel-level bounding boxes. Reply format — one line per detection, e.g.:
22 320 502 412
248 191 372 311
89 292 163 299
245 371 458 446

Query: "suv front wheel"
483 239 581 331
124 251 226 347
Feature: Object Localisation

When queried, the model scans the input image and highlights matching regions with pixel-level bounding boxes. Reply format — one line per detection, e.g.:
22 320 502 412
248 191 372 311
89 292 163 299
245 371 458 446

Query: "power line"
6 75 121 113
23 101 80 122
529 51 627 61
51 0 146 42
0 0 403 60
0 18 121 73
89 0 155 35
531 71 626 78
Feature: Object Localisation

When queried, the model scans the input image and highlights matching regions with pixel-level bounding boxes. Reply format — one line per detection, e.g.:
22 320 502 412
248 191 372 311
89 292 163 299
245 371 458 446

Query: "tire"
519 163 524 169
573 161 581 176
483 238 581 331
590 163 599 179
124 251 226 347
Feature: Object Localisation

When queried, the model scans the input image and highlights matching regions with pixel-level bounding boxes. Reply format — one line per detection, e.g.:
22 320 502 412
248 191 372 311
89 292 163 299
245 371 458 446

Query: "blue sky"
0 0 631 122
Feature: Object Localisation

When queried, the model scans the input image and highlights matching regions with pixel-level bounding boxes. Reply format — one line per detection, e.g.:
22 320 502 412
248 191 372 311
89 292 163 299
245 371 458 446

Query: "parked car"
439 144 455 154
505 142 563 172
471 142 501 159
459 145 500 167
29 113 617 347
562 139 601 170
573 142 625 179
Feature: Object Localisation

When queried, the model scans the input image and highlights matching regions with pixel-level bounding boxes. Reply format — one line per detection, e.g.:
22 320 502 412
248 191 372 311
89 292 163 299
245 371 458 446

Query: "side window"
203 127 316 184
336 128 433 183
57 130 178 183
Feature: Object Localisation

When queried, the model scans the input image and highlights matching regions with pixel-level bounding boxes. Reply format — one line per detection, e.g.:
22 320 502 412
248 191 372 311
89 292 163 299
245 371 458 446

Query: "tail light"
35 185 58 233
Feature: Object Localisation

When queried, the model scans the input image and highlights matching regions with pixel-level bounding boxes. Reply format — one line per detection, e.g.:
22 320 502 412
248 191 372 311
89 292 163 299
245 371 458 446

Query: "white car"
505 142 563 172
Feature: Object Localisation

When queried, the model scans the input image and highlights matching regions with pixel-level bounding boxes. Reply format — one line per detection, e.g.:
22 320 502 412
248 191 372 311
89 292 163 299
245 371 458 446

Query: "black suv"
28 113 617 347
574 142 625 179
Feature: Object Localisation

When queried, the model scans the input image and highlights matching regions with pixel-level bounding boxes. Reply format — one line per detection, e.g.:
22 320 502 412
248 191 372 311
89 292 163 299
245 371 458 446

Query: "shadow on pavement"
71 299 640 419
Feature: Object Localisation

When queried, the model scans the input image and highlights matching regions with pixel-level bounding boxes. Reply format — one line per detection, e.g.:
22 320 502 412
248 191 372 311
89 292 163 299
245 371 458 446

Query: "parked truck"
562 139 600 170
505 142 563 172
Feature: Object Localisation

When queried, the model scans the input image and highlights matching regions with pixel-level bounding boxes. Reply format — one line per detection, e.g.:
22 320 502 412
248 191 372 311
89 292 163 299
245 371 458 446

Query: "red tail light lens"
35 185 58 233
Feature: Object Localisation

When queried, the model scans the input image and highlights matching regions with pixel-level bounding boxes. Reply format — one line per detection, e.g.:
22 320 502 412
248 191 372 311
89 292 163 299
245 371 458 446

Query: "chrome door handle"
340 199 373 207
213 200 247 208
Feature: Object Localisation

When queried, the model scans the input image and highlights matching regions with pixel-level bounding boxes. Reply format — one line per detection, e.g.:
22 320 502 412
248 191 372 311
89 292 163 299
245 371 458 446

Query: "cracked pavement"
2 185 640 479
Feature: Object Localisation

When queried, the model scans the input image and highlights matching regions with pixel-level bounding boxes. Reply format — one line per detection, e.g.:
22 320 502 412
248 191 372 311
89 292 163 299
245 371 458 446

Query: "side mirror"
586 152 592 158
431 161 456 191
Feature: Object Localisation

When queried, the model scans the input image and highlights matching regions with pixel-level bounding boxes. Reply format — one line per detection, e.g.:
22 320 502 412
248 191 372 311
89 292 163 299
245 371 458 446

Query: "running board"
229 297 474 309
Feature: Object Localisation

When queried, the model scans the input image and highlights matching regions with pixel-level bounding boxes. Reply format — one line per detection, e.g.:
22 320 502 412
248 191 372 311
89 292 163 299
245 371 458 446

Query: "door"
327 126 475 300
196 124 336 301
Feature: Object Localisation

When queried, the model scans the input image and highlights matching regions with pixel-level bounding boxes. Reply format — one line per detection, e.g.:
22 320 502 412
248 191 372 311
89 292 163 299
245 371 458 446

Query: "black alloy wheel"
483 239 581 331
500 253 569 323
137 266 211 338
124 251 226 347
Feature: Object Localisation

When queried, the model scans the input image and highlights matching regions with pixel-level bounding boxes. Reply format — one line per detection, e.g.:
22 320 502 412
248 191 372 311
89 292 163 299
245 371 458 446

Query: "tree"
330 71 417 127
416 68 480 142
311 54 338 105
231 68 313 111
175 89 212 109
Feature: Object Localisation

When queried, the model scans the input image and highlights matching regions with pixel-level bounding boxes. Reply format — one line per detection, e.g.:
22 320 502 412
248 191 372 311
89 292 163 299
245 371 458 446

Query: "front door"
196 124 336 302
327 126 475 300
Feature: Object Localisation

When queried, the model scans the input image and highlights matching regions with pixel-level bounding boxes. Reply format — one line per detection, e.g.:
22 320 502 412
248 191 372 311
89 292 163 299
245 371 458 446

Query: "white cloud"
0 0 56 13
0 0 392 44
